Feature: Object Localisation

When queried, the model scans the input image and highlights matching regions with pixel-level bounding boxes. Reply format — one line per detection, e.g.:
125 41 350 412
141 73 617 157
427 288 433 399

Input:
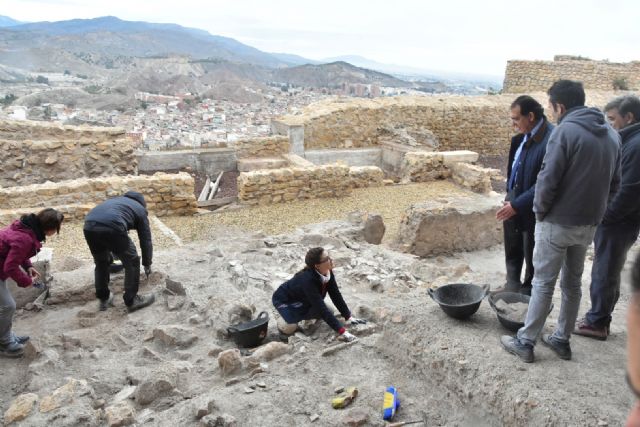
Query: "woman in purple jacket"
0 208 64 358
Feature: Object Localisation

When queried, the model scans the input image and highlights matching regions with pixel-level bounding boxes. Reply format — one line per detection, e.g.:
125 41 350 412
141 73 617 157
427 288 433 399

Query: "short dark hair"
511 95 544 121
304 247 325 270
547 80 585 110
604 95 625 113
37 208 64 234
619 95 640 123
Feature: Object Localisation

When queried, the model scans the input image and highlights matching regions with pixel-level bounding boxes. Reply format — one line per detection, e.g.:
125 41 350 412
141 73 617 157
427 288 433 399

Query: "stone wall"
0 120 137 187
275 96 514 156
401 151 497 194
233 136 289 159
504 57 640 93
237 164 384 205
137 148 237 175
274 92 631 158
0 172 197 224
349 166 384 188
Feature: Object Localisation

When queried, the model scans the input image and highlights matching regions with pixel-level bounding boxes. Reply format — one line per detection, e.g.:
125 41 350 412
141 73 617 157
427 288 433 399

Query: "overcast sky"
3 0 639 77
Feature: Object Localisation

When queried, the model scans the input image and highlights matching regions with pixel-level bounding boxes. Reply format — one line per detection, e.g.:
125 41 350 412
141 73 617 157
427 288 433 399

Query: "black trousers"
503 217 535 292
586 222 640 328
83 223 140 306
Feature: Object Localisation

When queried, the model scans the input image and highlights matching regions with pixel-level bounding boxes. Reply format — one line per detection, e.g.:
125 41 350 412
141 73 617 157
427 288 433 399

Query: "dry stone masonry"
232 136 289 159
400 150 497 193
0 173 197 224
273 92 636 159
274 96 514 156
236 164 384 205
0 119 137 187
504 56 640 93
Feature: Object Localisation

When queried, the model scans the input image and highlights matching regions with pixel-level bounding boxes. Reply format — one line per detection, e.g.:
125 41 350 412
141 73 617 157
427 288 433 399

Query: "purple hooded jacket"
0 220 41 287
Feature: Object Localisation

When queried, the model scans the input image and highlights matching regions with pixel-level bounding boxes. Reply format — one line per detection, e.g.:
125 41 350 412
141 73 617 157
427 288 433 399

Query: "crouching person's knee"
277 317 297 335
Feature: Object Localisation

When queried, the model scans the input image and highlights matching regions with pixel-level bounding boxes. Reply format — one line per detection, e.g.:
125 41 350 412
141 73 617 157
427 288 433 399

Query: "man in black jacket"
84 191 155 312
496 96 554 295
575 95 640 340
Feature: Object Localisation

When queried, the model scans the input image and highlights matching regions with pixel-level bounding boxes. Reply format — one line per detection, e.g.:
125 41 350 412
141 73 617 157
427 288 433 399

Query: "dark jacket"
534 106 621 226
272 269 351 332
84 191 153 266
602 122 640 225
506 117 554 231
0 220 42 287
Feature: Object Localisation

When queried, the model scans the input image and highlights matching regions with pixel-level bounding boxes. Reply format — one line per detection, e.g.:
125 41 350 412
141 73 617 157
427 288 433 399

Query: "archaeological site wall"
237 164 383 205
504 56 640 93
0 173 197 224
273 91 634 159
233 136 289 159
401 151 498 194
274 96 515 156
0 120 137 187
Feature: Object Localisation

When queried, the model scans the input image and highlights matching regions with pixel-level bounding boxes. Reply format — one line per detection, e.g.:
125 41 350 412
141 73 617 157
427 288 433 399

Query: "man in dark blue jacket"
575 95 640 340
84 191 155 312
496 96 554 295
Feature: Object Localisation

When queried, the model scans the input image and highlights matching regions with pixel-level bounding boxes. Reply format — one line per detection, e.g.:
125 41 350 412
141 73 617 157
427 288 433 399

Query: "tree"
0 94 17 106
35 75 49 84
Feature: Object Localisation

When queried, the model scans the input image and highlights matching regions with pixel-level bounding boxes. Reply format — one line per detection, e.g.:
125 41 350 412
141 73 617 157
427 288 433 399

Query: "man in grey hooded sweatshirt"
501 80 620 363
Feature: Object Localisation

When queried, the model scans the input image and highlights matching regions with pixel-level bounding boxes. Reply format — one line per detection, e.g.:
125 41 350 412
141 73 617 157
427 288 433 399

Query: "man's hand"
144 265 152 278
347 317 367 326
27 267 41 281
496 202 517 221
338 331 357 342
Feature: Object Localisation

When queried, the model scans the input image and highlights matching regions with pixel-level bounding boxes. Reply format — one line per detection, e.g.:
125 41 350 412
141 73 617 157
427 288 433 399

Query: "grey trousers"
517 221 596 346
0 279 16 345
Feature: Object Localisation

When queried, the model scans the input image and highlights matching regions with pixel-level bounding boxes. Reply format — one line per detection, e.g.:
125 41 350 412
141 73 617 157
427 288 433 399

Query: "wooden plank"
197 196 237 208
207 171 224 200
197 176 211 201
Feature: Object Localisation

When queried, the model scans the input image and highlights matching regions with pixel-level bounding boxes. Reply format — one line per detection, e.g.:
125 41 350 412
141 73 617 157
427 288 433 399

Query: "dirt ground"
0 205 636 426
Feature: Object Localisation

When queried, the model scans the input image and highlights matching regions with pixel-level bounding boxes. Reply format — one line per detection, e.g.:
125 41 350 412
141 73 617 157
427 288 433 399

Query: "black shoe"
99 292 115 311
541 334 571 360
500 335 534 363
126 294 155 313
0 341 24 358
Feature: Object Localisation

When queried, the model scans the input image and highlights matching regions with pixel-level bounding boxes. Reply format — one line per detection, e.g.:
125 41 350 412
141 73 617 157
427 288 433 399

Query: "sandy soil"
0 214 636 426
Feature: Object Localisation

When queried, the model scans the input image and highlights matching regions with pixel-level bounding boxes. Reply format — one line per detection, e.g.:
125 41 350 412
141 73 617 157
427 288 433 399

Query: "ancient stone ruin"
0 83 637 426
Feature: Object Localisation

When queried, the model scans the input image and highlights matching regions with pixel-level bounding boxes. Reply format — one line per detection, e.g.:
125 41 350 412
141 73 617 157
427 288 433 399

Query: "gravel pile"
45 181 471 259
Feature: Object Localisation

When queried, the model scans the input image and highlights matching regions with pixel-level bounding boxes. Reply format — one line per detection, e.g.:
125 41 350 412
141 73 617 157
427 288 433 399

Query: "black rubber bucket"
428 283 489 319
488 291 553 332
227 311 269 348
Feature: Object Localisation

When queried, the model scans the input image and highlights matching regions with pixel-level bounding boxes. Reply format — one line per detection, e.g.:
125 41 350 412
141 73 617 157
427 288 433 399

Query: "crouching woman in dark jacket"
272 247 366 342
0 208 64 358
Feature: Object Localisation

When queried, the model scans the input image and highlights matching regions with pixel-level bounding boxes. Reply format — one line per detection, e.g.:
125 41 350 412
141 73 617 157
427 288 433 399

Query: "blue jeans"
586 222 640 327
0 279 16 345
517 221 596 346
273 300 322 324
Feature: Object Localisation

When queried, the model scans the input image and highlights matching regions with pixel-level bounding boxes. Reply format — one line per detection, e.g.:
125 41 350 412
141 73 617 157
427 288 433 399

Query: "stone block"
440 150 479 165
237 157 288 172
396 193 503 257
4 393 38 425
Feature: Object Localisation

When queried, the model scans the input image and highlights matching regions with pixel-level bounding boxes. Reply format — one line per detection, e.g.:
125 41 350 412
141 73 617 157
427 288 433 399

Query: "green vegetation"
83 85 103 94
0 94 17 106
35 75 49 84
613 77 629 91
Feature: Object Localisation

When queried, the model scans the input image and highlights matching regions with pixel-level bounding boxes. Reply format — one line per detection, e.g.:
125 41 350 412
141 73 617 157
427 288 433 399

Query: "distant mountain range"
0 16 24 27
0 15 499 107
